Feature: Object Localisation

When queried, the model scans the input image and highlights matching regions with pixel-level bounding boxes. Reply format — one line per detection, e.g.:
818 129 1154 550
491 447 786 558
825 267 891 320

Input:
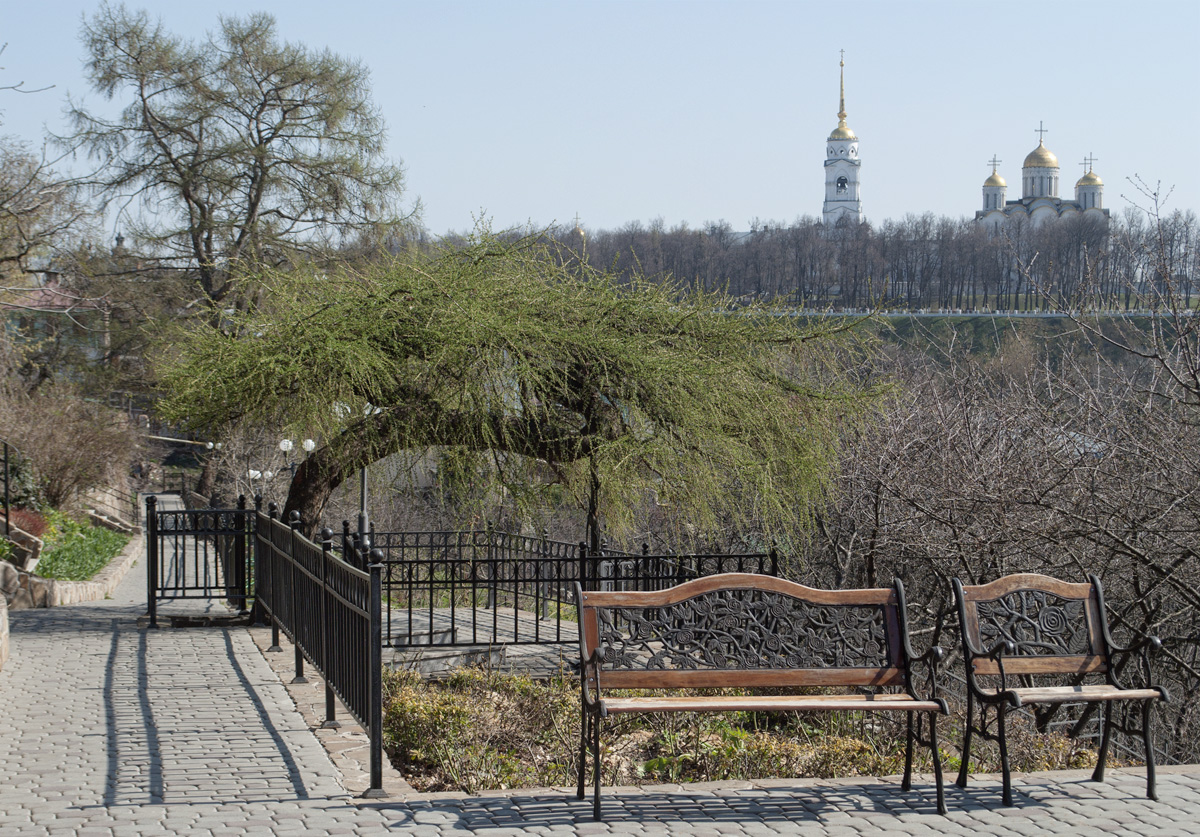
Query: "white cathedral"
976 124 1110 229
822 55 863 226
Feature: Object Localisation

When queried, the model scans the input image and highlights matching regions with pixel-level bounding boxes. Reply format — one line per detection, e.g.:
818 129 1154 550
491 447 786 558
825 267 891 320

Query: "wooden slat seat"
997 685 1163 706
575 573 948 821
602 694 945 715
953 572 1167 808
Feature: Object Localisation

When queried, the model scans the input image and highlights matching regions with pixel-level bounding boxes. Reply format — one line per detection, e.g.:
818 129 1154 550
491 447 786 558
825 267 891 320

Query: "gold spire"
838 52 846 121
829 51 857 140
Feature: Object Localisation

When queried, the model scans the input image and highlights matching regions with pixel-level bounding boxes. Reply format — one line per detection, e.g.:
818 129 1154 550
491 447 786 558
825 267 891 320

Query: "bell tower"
823 52 862 226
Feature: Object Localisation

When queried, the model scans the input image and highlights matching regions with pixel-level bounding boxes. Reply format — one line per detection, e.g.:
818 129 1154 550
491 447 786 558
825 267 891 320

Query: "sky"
2 0 1198 239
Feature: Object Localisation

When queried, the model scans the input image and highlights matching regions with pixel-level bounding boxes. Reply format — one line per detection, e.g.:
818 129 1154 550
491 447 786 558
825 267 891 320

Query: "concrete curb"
0 594 7 671
1 532 144 611
42 532 145 607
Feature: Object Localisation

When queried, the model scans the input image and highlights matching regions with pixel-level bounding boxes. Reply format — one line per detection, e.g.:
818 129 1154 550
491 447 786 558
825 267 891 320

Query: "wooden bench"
574 573 948 820
953 572 1168 806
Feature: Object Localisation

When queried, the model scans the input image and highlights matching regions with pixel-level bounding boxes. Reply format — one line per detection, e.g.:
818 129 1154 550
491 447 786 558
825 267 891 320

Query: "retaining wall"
1 533 143 611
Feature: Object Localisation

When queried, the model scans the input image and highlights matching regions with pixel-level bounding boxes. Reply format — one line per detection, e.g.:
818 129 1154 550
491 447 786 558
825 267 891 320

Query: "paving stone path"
1 496 1198 835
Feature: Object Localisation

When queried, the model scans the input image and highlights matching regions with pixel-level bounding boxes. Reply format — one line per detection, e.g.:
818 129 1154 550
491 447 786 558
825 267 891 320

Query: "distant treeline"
499 209 1198 313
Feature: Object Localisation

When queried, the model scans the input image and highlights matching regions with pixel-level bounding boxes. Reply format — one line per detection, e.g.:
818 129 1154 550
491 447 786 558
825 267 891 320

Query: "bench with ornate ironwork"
953 573 1168 806
573 573 947 820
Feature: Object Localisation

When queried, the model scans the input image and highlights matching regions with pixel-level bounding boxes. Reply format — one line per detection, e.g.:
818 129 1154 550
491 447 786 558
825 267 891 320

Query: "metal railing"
144 495 255 627
596 543 780 591
347 528 780 648
1 438 18 539
255 509 386 798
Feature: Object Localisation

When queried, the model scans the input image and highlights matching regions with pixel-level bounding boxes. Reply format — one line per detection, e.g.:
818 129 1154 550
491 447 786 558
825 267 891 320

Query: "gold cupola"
1023 140 1059 169
828 57 857 140
1076 169 1102 187
984 169 1007 188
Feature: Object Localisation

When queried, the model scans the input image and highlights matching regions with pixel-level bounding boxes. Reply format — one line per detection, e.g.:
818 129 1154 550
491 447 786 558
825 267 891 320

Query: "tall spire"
838 49 847 123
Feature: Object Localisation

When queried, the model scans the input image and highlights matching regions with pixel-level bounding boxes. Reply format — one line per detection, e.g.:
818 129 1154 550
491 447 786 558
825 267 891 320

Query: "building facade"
822 56 863 226
976 125 1109 230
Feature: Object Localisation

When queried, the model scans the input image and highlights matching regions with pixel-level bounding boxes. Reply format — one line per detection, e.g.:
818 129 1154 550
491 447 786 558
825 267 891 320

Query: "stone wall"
1 533 143 610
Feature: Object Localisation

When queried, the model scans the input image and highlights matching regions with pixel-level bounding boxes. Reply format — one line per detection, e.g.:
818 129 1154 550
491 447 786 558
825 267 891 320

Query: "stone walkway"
1 500 1198 835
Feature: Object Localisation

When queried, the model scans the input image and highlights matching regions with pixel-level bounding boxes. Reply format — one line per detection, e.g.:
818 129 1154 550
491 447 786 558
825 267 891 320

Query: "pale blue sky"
2 0 1197 237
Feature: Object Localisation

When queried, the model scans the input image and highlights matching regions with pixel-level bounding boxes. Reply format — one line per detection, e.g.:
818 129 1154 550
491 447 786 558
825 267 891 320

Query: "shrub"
0 385 139 508
35 510 130 581
7 507 48 538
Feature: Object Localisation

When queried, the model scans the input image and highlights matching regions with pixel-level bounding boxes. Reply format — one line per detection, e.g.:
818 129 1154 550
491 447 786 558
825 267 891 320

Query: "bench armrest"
964 640 1019 702
1107 634 1166 695
579 649 602 708
906 644 947 705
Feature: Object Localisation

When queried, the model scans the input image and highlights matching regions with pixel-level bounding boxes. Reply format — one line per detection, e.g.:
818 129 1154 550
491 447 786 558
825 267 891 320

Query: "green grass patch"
35 510 131 581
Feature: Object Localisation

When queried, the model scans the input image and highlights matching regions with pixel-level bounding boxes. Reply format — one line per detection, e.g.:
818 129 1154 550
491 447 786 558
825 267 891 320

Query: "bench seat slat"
602 694 943 714
597 668 906 689
971 655 1107 676
990 684 1162 705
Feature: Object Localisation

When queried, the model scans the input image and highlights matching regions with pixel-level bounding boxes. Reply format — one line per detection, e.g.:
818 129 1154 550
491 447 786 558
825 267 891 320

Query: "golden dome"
1076 170 1102 187
829 121 857 140
1023 141 1059 169
984 171 1006 187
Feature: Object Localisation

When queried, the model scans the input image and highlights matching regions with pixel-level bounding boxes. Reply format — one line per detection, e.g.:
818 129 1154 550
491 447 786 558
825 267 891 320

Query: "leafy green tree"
156 232 877 545
63 4 413 314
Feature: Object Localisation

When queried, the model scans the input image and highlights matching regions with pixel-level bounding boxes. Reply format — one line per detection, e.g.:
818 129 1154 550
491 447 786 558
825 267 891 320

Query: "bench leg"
1092 702 1114 783
957 692 974 789
1142 699 1158 802
997 704 1014 807
901 713 915 792
592 711 603 821
929 711 946 815
577 702 587 800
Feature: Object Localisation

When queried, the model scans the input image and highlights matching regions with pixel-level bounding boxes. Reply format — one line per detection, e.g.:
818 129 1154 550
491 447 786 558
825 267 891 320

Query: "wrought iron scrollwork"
597 588 889 670
976 590 1090 656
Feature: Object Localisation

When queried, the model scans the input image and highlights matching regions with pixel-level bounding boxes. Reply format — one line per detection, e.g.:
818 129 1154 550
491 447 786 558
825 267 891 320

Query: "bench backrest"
954 573 1108 677
575 573 911 690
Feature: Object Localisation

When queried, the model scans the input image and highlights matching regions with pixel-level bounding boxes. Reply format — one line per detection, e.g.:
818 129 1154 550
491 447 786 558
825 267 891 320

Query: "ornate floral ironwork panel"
976 591 1090 656
597 588 889 670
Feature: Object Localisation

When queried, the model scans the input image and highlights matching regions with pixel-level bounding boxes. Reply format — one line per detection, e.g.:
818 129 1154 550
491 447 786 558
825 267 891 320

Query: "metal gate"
144 495 255 627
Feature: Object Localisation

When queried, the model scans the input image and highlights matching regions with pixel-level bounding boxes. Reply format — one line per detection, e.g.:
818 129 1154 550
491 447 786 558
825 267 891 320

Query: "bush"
6 507 47 538
35 510 130 581
0 385 139 508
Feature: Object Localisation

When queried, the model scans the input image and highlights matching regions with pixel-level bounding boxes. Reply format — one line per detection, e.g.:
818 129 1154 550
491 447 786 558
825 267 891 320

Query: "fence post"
145 495 158 629
540 527 550 620
486 521 497 609
319 527 340 730
267 503 281 652
769 542 779 577
289 510 308 684
363 547 387 798
578 541 589 591
233 495 248 613
342 519 352 567
3 440 10 539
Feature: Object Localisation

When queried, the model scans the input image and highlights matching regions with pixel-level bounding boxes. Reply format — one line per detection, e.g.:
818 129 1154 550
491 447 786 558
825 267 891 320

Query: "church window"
837 176 848 194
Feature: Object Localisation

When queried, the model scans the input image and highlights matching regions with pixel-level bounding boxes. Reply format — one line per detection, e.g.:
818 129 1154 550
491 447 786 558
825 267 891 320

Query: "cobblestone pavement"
1 497 1198 835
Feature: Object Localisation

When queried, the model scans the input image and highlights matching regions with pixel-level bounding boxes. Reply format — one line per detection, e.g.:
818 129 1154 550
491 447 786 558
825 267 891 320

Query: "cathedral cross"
988 155 1002 172
1035 121 1049 142
1081 153 1098 173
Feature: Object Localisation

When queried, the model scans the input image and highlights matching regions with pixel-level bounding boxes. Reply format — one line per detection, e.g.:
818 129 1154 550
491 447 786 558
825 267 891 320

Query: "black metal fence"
1 438 17 539
346 528 779 648
255 509 386 798
144 495 254 628
596 543 780 591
